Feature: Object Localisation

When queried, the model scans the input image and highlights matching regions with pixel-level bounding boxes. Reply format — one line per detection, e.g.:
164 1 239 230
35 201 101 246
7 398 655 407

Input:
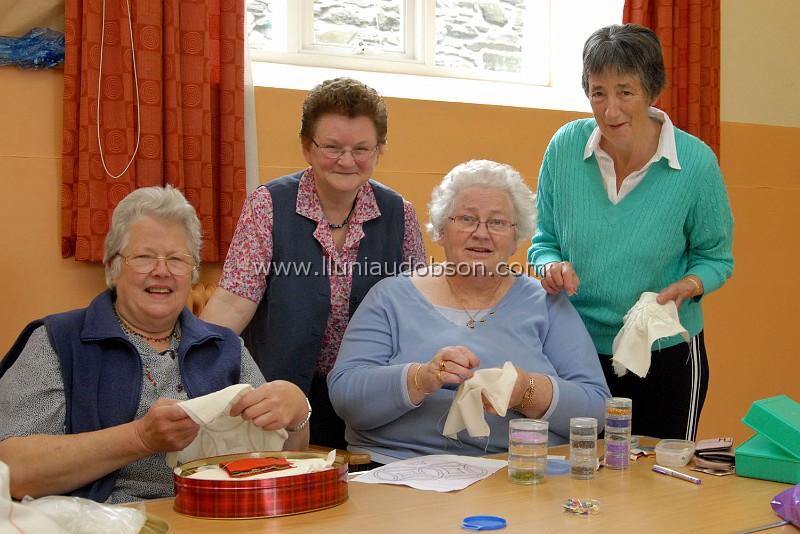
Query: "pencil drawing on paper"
373 458 490 482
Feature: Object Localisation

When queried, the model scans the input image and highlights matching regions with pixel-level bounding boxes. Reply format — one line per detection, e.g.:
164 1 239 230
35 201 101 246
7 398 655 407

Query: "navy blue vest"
0 289 243 502
241 171 405 393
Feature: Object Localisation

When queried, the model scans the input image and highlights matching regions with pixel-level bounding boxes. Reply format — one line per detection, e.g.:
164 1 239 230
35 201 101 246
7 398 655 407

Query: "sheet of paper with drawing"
352 455 507 492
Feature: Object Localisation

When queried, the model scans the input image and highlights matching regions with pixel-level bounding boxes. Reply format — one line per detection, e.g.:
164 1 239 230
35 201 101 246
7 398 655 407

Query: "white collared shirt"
583 107 682 204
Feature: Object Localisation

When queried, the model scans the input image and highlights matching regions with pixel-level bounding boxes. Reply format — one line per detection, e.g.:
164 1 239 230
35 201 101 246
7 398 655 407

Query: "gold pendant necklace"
445 276 504 329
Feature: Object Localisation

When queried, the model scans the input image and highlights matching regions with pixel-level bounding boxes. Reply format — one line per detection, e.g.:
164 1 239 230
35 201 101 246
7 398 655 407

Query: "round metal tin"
173 451 348 519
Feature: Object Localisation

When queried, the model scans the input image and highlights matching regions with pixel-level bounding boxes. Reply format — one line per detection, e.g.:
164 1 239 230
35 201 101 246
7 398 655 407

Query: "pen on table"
652 465 702 485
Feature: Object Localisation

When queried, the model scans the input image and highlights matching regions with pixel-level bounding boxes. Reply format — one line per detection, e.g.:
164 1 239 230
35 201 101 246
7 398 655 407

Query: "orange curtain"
624 0 720 158
62 0 247 262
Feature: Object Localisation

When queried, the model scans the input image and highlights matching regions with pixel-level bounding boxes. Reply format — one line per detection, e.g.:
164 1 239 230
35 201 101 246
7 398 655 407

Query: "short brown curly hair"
299 77 388 148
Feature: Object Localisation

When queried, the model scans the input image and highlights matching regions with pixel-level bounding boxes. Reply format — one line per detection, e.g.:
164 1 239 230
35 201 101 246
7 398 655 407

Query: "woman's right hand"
409 346 480 403
134 398 200 454
540 261 580 296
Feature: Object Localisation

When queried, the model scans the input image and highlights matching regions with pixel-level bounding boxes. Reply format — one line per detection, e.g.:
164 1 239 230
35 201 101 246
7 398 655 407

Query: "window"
246 0 624 112
248 1 549 85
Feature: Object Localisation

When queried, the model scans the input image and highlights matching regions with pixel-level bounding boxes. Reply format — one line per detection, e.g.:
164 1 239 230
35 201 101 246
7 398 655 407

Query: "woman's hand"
232 380 309 432
409 346 480 403
540 261 580 296
133 398 199 454
657 275 704 309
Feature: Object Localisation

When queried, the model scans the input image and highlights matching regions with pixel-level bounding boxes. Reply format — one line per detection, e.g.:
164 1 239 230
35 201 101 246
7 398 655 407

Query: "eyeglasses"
119 254 197 276
448 215 515 234
311 140 379 162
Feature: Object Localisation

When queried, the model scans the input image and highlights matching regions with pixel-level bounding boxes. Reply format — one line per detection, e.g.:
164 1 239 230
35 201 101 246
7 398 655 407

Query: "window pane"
435 0 529 74
248 0 286 52
312 0 405 55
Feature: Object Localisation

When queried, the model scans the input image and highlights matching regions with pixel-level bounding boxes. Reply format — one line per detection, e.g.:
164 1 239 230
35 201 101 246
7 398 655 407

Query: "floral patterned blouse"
219 168 426 375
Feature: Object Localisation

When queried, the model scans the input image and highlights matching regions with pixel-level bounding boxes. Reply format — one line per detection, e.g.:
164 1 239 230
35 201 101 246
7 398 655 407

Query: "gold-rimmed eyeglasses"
448 215 516 235
119 254 197 276
311 140 379 162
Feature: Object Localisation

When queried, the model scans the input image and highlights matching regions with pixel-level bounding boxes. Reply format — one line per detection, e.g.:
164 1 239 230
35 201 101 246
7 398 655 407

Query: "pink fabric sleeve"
401 200 426 268
218 188 274 303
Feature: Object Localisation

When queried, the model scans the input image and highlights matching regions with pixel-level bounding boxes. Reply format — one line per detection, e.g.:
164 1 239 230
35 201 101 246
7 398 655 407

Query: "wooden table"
143 442 794 533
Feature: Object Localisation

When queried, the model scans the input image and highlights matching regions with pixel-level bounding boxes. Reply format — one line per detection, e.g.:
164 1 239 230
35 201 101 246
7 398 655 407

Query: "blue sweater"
327 275 609 463
528 119 734 354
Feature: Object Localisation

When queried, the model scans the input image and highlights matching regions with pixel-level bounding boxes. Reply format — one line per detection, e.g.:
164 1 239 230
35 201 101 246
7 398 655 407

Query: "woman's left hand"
656 275 704 309
482 366 534 416
231 381 309 432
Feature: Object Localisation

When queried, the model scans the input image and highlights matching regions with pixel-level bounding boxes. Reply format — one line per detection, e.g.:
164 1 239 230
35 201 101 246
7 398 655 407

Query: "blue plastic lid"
462 515 507 530
547 458 570 475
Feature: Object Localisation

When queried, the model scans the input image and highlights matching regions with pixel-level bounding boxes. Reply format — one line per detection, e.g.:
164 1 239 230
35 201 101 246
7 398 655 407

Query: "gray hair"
427 160 536 244
103 186 201 288
581 23 667 103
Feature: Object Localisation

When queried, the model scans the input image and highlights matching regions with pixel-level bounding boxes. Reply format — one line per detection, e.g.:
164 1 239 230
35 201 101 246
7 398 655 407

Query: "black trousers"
600 331 708 441
308 374 348 450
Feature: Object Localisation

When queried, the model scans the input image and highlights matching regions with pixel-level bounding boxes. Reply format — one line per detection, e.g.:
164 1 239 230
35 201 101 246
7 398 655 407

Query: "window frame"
246 0 625 112
249 0 551 86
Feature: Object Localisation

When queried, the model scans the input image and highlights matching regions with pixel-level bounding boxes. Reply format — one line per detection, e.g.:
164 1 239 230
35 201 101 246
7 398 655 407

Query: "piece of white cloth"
442 362 518 438
611 292 690 378
166 384 288 467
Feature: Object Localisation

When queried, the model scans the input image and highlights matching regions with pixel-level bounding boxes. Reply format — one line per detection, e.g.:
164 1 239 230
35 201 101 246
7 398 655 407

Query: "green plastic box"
741 395 800 458
735 433 800 484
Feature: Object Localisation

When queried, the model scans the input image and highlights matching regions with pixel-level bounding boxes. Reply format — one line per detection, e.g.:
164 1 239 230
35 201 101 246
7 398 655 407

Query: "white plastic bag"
21 495 146 534
0 461 67 534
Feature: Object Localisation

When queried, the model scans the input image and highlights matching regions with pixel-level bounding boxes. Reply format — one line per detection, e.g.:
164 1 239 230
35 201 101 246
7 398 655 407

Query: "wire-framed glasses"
448 215 516 234
311 140 378 162
120 254 197 276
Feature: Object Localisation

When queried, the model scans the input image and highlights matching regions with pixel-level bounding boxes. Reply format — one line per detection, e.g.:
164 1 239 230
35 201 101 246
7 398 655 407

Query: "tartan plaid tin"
173 451 349 519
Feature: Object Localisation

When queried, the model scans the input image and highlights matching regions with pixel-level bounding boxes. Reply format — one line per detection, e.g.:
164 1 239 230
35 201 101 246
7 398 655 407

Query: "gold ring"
436 370 442 382
439 361 447 372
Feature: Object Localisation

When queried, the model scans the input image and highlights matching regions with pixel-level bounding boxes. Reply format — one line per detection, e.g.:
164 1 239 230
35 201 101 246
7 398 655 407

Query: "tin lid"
462 515 507 530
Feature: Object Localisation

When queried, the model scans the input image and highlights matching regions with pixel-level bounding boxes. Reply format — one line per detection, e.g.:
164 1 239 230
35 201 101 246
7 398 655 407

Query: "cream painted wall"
721 1 800 127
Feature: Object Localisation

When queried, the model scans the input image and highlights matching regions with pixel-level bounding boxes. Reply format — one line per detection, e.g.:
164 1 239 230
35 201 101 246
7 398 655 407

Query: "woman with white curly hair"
328 160 609 465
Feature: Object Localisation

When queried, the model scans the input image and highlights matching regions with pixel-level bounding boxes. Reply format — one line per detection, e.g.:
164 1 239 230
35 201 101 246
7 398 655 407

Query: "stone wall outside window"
247 0 529 75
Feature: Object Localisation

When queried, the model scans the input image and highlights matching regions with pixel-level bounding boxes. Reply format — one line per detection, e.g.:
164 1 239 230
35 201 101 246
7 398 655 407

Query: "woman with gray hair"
328 160 609 464
529 24 734 440
0 186 310 503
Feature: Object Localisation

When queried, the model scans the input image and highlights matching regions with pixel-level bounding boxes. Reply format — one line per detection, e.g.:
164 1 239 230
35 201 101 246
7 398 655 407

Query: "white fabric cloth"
166 384 288 467
611 292 690 378
0 461 68 534
442 362 518 438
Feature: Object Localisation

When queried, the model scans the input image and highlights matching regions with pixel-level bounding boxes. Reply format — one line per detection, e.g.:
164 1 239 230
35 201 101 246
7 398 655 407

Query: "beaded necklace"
114 305 180 344
328 202 356 230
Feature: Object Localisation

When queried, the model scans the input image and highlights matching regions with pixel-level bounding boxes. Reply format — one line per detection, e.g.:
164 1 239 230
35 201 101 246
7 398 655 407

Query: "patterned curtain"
624 0 721 158
62 0 248 262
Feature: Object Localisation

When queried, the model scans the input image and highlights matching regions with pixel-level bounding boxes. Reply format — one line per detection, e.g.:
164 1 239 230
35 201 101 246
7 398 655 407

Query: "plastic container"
655 439 696 467
570 417 597 480
735 433 800 484
741 395 800 458
508 419 548 485
604 397 632 469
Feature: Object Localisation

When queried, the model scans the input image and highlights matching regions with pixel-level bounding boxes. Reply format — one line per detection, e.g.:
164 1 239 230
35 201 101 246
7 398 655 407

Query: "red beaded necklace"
114 305 179 344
